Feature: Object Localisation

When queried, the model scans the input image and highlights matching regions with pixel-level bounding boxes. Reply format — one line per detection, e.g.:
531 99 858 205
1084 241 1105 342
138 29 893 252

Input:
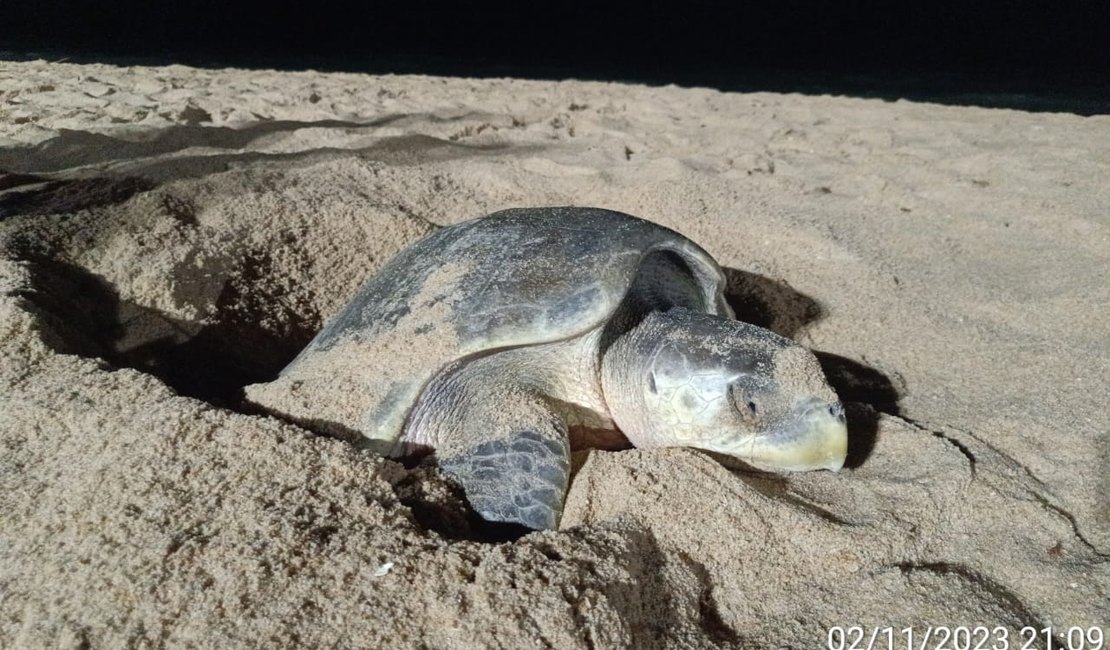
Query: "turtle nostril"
828 403 846 423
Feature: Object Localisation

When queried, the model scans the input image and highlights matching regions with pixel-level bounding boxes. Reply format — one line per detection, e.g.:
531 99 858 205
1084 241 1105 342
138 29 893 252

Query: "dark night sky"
2 1 1108 113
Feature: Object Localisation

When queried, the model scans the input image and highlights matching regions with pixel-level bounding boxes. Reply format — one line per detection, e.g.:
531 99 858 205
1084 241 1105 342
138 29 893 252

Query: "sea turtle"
246 207 847 530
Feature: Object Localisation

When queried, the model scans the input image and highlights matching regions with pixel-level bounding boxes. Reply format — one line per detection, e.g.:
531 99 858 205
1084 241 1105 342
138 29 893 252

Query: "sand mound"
1 60 1106 648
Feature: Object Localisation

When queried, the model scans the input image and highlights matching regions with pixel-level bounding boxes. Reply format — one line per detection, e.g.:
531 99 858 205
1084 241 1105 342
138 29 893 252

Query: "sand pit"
1 60 1107 648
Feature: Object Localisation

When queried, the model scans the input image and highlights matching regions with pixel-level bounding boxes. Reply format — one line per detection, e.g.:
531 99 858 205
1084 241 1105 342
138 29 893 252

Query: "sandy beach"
1 60 1107 647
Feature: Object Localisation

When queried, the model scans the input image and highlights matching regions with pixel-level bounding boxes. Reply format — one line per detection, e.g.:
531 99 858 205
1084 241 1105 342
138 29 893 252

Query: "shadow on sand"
11 251 315 407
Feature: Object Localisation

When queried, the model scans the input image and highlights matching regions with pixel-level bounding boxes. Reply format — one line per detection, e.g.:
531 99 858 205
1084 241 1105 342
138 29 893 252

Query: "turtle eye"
727 383 760 423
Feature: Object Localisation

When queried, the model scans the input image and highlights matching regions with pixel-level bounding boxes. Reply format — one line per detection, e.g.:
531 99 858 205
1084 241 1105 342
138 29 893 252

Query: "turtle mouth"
730 401 848 472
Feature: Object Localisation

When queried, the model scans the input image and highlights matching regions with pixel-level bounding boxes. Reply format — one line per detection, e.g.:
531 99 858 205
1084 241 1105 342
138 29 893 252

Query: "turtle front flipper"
408 371 572 531
438 426 570 531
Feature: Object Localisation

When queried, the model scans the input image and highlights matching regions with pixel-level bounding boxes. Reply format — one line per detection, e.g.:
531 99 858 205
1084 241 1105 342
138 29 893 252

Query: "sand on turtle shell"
243 261 470 448
0 60 1107 648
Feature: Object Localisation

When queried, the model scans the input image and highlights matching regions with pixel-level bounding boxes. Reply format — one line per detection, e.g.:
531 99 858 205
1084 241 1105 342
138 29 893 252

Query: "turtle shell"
245 207 731 454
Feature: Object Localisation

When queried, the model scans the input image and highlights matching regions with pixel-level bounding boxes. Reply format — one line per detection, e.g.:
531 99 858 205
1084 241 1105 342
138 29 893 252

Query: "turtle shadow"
722 267 823 339
815 353 900 467
722 267 899 467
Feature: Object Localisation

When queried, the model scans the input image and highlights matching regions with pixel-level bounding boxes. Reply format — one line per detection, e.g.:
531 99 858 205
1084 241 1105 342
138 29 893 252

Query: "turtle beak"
744 400 848 472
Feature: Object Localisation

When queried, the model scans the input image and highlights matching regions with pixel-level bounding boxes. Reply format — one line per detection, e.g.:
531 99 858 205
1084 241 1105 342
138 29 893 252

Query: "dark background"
2 0 1108 114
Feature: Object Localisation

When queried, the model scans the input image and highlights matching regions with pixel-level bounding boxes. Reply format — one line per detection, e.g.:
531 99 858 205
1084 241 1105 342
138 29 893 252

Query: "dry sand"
0 60 1107 648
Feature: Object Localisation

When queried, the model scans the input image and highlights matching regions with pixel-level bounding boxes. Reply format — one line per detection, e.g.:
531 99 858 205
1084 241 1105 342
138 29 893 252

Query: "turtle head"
602 308 847 471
